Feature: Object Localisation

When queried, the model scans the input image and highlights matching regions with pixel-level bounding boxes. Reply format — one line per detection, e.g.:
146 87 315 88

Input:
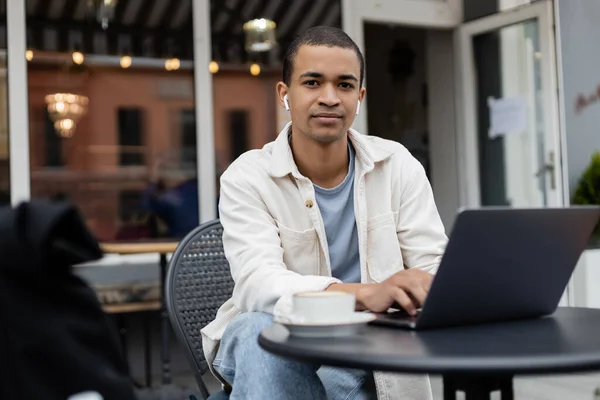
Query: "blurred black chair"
0 200 136 400
165 219 234 400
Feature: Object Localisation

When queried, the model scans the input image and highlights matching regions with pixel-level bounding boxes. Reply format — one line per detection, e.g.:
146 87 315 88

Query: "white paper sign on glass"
488 96 528 138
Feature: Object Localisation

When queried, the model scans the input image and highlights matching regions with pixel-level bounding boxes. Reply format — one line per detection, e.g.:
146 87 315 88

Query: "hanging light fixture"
45 93 89 138
87 0 118 30
243 18 277 53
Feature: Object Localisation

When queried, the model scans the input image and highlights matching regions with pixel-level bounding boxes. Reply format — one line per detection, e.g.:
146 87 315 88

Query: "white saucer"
274 312 376 338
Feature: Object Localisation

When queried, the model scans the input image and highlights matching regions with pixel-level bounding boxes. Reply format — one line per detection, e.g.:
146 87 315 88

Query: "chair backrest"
165 219 234 394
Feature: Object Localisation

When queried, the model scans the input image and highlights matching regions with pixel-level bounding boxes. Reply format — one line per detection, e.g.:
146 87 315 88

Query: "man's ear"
359 87 366 103
276 81 289 110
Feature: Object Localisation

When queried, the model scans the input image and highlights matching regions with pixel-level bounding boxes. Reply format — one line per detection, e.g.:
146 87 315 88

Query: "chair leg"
116 314 130 374
195 372 211 400
500 377 514 400
143 313 152 387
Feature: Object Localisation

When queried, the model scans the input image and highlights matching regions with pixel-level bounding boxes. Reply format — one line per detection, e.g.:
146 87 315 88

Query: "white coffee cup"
291 291 356 324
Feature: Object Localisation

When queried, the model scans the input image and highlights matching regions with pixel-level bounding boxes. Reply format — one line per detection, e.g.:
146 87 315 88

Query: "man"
202 26 448 399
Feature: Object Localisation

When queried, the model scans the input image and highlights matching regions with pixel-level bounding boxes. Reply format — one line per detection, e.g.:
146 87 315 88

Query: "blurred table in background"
100 241 179 386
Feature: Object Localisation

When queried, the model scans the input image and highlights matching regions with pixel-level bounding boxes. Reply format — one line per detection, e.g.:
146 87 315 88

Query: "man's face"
279 45 365 144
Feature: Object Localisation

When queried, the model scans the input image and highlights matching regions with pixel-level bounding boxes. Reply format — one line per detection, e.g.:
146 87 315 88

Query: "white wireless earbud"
356 100 361 115
284 95 290 111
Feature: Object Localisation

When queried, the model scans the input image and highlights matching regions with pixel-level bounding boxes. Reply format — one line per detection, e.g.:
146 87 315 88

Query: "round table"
259 307 600 400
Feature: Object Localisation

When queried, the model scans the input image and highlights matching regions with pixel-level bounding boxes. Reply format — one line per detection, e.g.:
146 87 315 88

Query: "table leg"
443 376 456 400
499 378 514 400
160 253 171 385
442 375 513 400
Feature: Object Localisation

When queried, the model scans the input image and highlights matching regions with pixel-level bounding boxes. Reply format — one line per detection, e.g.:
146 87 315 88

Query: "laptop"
370 206 600 330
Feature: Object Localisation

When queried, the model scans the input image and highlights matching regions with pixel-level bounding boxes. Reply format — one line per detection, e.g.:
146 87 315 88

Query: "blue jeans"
212 312 378 400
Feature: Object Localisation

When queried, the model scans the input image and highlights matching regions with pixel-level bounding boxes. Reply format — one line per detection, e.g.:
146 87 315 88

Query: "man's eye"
303 80 319 86
340 82 354 89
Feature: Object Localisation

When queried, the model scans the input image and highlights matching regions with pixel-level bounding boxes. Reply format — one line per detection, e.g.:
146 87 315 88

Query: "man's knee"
223 312 273 341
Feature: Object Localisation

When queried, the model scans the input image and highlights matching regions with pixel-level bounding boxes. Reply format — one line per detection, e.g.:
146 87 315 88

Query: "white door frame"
341 0 463 230
456 1 563 208
6 0 30 205
342 0 462 135
193 0 217 222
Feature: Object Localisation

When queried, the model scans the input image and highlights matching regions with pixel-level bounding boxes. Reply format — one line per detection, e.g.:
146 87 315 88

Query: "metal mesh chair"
165 219 234 399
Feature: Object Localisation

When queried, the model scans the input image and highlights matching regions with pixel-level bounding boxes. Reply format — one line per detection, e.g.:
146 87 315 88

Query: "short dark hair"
282 26 364 87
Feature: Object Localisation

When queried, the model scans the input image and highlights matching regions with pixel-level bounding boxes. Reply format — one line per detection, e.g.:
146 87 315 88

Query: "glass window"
26 0 197 241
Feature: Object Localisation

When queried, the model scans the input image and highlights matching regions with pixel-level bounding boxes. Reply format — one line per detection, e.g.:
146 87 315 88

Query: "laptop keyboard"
385 308 421 320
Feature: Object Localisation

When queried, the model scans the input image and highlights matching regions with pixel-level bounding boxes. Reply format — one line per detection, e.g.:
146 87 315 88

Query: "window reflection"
26 0 197 242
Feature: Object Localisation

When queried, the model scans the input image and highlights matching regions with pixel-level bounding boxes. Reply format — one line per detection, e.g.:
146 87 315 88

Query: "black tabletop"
259 307 600 376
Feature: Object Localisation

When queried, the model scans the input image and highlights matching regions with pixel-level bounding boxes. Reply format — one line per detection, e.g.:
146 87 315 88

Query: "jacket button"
305 199 314 208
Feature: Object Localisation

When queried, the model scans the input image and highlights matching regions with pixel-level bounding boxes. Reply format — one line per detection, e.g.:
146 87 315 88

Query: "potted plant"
572 151 600 248
570 151 600 309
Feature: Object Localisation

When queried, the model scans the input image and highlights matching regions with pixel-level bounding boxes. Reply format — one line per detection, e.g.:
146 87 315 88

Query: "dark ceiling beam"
156 0 184 57
58 0 78 52
256 0 270 18
134 0 157 27
240 0 269 26
114 0 128 24
130 0 157 55
313 0 340 27
210 2 236 32
31 0 52 50
106 0 128 54
61 0 80 19
181 10 194 60
271 0 292 29
158 0 182 29
220 0 246 37
280 0 315 39
217 0 247 64
34 0 51 17
27 17 189 39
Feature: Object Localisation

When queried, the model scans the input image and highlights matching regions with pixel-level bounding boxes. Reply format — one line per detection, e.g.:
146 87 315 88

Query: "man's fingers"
409 285 428 307
391 287 417 316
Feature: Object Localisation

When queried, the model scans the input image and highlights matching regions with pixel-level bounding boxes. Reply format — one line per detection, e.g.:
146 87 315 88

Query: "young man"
201 26 448 399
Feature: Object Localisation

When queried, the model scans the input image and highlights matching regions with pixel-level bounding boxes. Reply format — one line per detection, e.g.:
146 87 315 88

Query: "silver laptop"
370 206 600 330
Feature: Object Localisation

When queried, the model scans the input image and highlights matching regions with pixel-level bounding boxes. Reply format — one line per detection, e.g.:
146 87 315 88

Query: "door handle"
535 151 556 190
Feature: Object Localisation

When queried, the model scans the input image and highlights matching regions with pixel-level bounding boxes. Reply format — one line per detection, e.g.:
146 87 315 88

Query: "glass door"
457 1 563 208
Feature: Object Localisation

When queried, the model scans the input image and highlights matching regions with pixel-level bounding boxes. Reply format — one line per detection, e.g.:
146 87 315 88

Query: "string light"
209 61 219 74
250 63 260 76
120 55 132 68
72 51 84 65
165 58 180 71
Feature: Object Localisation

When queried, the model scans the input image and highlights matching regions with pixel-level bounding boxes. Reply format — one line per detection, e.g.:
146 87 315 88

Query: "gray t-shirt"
313 143 361 283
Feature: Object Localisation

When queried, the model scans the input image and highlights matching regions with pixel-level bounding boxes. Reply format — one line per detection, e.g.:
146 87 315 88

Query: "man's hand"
356 269 434 315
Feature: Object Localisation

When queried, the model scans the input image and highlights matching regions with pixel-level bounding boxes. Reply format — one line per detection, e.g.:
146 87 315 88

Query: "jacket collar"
269 122 395 179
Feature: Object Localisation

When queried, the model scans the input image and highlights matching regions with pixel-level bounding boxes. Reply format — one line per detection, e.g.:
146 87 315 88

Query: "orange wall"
212 71 279 174
28 65 280 241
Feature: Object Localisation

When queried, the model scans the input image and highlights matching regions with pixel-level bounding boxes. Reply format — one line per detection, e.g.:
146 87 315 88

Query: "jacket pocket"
276 222 320 276
366 211 403 282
